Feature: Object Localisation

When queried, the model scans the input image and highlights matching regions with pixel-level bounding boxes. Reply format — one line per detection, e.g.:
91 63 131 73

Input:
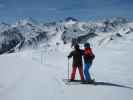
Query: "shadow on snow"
93 81 133 90
63 79 133 90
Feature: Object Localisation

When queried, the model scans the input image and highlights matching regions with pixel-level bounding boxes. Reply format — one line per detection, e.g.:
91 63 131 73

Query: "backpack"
84 48 95 61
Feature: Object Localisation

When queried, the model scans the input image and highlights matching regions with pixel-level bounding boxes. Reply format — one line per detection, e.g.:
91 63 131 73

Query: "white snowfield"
0 41 133 100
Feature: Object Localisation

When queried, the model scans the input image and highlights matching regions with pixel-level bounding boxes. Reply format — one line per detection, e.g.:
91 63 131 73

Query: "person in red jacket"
68 44 84 81
83 43 95 82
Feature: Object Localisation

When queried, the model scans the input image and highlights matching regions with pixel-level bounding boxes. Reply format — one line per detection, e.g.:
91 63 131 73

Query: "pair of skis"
63 79 96 85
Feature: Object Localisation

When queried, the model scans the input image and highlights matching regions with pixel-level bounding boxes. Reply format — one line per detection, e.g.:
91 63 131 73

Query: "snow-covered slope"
0 40 133 100
0 17 133 54
0 17 133 100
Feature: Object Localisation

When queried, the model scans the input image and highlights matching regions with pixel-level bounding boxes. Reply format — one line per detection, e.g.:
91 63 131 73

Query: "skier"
83 42 95 82
68 44 84 81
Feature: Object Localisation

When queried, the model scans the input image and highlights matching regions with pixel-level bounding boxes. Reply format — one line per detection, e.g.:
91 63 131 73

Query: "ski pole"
90 70 95 80
68 58 69 80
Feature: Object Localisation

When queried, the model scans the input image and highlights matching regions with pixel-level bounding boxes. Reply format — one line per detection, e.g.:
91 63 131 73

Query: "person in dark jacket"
68 44 84 81
83 43 95 81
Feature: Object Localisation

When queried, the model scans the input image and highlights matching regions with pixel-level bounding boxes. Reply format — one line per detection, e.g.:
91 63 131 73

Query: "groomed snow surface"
0 42 133 100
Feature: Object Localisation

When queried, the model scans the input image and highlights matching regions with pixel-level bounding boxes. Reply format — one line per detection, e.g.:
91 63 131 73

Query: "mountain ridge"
0 17 133 54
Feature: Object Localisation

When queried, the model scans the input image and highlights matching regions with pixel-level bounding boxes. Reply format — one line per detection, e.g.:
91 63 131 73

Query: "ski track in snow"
0 42 133 100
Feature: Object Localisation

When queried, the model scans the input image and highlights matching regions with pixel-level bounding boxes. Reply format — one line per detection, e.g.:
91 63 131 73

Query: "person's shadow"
90 81 133 90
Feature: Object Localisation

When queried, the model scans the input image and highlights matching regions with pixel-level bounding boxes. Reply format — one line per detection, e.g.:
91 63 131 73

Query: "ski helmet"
74 44 79 49
84 43 90 48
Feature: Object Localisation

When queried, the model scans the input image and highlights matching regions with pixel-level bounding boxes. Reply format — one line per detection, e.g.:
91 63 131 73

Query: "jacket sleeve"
90 48 95 59
68 51 73 58
80 49 84 55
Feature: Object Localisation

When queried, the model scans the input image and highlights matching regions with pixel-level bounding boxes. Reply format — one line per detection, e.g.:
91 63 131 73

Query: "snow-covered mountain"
0 17 133 54
0 35 133 100
0 17 133 100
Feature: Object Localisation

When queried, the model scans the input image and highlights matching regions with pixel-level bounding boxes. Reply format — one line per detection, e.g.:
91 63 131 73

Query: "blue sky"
0 0 133 23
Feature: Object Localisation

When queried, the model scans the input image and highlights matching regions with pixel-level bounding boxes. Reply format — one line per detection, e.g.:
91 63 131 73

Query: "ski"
81 79 96 85
63 79 97 85
62 79 81 85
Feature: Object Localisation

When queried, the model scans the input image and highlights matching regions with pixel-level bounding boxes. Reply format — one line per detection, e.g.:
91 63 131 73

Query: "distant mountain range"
0 17 133 54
